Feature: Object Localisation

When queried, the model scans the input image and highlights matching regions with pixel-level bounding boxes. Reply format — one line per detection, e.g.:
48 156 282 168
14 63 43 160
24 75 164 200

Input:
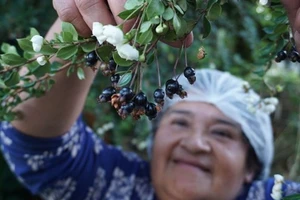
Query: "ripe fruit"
119 87 135 102
183 66 196 84
85 51 98 66
275 50 287 62
134 92 148 107
111 74 120 85
109 58 117 71
153 88 165 104
165 79 179 99
145 102 157 120
98 86 116 102
288 50 300 62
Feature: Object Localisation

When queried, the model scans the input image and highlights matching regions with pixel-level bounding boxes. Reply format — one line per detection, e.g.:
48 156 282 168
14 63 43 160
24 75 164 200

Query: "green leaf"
40 44 58 55
117 73 132 87
137 29 153 44
177 0 187 12
207 2 222 21
4 70 20 87
77 67 85 80
1 53 27 66
283 194 300 200
124 0 143 10
162 7 174 21
174 4 184 15
1 43 19 55
207 0 218 10
81 42 96 53
96 45 114 62
202 16 211 38
32 62 51 78
17 38 34 52
113 51 134 67
173 14 182 36
146 0 165 19
61 31 74 42
62 22 78 40
0 78 6 88
118 8 141 20
30 28 40 37
56 45 78 60
140 21 152 33
172 14 187 37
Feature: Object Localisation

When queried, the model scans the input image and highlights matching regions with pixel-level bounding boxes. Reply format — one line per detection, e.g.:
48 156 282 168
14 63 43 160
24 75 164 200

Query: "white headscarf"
150 68 274 180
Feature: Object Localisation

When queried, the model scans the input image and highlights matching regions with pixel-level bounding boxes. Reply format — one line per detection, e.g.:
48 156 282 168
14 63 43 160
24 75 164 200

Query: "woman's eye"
212 130 232 139
171 119 189 127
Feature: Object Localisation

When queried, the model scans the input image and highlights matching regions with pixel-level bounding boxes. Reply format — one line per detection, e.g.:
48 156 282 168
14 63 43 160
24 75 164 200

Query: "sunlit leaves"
56 45 78 60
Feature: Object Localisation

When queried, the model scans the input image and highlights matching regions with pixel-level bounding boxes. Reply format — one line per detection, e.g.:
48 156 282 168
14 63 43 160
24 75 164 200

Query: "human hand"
281 0 300 51
52 0 193 47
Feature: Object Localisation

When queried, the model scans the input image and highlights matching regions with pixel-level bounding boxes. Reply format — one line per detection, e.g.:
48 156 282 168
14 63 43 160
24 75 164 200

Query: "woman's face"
151 101 255 200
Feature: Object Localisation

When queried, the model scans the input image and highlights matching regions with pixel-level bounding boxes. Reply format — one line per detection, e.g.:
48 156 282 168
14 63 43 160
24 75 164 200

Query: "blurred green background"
1 0 300 199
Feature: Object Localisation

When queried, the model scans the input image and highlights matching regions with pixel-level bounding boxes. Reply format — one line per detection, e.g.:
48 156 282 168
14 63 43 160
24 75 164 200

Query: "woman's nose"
179 131 211 154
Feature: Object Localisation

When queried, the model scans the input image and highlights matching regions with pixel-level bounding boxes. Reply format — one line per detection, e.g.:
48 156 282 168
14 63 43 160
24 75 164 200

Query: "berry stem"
154 49 161 88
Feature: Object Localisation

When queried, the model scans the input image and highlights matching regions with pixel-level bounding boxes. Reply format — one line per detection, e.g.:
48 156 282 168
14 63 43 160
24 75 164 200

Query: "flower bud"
116 44 139 61
36 55 47 66
103 25 124 46
31 35 44 52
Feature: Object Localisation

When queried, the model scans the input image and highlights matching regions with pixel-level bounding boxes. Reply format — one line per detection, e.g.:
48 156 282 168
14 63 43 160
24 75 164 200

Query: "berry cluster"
86 51 197 120
98 87 161 120
275 46 300 63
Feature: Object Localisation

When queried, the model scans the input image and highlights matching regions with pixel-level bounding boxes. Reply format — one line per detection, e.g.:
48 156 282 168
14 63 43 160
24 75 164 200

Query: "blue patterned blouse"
0 116 299 200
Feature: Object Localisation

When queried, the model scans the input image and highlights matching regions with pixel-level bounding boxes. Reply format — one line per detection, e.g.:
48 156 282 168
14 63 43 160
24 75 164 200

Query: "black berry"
145 102 157 120
119 87 135 102
111 74 120 84
121 102 135 114
184 66 195 78
85 51 98 66
165 79 179 93
109 58 117 71
98 86 116 102
289 50 300 62
134 92 148 107
153 88 165 104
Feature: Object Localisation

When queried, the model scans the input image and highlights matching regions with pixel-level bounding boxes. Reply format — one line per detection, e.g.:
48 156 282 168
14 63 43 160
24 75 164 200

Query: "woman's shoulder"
246 177 300 200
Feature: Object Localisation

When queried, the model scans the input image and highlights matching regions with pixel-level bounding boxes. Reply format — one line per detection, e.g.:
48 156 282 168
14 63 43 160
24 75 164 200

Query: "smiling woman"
1 9 300 200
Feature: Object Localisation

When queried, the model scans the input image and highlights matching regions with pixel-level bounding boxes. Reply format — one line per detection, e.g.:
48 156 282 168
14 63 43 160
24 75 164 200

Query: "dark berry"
121 102 135 114
110 74 120 84
153 88 165 104
145 102 157 120
276 50 287 61
289 50 300 62
85 51 98 66
98 86 116 102
184 66 195 78
165 79 179 93
119 87 135 102
109 58 117 71
134 92 148 107
153 88 165 99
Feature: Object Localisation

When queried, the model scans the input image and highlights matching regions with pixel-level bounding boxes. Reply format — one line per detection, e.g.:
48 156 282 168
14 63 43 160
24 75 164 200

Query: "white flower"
274 174 284 183
36 55 47 66
103 25 124 46
116 44 139 61
92 22 107 45
259 0 268 6
264 97 279 106
261 104 276 114
270 174 284 200
30 35 44 52
270 192 282 200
